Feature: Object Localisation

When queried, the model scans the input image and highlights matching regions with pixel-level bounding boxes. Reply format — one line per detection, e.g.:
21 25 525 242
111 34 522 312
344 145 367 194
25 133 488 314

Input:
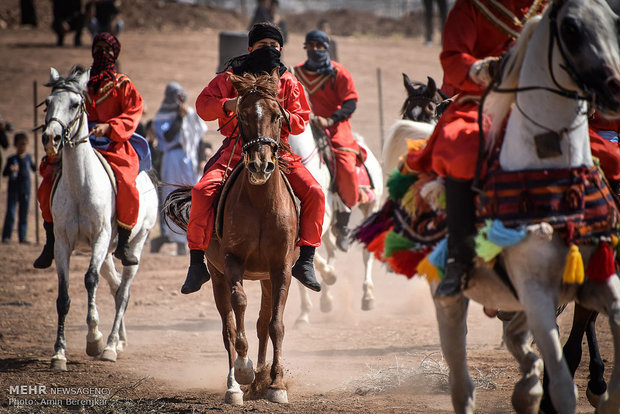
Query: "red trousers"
327 120 360 208
406 102 620 181
187 140 325 251
37 148 140 228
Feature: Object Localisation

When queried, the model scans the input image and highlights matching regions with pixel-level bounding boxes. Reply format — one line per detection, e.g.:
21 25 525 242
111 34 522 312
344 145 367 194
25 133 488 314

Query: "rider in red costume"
294 29 360 252
181 22 325 294
34 32 143 268
405 0 548 298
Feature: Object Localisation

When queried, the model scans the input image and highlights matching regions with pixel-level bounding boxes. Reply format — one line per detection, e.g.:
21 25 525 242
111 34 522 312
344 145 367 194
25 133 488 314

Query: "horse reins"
40 87 90 151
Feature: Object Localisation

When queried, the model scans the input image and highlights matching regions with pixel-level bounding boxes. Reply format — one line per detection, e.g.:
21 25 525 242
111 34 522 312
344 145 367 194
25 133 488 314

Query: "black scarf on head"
221 47 287 77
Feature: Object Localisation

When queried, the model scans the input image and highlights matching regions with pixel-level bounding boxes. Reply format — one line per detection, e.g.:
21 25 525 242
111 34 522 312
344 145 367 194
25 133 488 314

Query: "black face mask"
228 47 287 76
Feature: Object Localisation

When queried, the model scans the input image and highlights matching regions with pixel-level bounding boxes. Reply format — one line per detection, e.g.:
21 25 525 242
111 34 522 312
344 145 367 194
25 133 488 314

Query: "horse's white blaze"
255 101 263 122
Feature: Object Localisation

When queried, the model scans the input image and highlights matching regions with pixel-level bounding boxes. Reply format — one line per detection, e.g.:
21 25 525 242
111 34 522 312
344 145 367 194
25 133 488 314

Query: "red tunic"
294 61 361 207
406 0 546 179
187 69 325 251
589 113 620 181
37 73 143 228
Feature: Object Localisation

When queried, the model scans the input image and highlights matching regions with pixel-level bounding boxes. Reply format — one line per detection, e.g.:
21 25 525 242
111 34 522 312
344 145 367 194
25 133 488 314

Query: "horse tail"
162 185 193 232
382 120 435 174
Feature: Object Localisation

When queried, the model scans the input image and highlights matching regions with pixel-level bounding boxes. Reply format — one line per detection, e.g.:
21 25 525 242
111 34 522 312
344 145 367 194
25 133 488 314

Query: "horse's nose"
248 161 260 174
606 75 620 105
41 133 50 146
265 161 275 173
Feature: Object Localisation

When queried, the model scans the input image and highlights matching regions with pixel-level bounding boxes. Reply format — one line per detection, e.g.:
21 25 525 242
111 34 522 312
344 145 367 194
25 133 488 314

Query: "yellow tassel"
611 235 618 248
562 244 585 284
417 255 440 284
401 187 417 216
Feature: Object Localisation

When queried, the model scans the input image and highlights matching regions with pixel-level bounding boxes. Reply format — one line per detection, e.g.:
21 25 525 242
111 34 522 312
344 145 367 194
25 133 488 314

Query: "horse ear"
77 67 90 91
425 76 437 98
49 67 60 84
402 73 416 96
270 67 281 81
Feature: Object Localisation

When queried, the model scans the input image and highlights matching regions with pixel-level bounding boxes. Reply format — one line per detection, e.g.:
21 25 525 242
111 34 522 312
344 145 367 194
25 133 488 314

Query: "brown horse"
164 69 298 405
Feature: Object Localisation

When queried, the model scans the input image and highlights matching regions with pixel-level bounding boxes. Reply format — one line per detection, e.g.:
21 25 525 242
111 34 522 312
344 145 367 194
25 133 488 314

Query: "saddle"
214 161 300 240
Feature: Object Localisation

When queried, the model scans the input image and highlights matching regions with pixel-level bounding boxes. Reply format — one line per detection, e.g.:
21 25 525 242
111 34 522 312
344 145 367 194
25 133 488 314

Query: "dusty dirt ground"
0 14 613 414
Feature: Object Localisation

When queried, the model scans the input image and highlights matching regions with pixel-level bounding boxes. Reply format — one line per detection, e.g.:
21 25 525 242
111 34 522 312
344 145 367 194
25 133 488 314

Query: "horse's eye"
71 102 79 109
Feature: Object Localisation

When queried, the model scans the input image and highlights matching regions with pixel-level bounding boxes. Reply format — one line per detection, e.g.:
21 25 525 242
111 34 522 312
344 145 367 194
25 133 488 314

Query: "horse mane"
484 15 542 149
44 65 88 95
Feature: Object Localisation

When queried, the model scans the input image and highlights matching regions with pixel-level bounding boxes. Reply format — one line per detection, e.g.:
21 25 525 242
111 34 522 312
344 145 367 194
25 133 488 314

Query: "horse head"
41 65 90 157
551 0 620 117
400 74 451 124
228 68 288 185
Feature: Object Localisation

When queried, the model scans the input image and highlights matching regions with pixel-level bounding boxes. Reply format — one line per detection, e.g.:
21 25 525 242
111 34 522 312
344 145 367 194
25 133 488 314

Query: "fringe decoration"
367 229 390 261
562 244 585 284
353 200 396 246
419 178 445 211
428 237 448 275
586 241 616 283
487 219 527 247
387 249 428 279
384 231 416 258
400 187 418 217
475 221 503 262
417 255 441 284
387 168 418 201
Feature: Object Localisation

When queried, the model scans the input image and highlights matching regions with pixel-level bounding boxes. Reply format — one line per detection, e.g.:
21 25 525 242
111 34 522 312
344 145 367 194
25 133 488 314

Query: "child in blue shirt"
2 132 36 243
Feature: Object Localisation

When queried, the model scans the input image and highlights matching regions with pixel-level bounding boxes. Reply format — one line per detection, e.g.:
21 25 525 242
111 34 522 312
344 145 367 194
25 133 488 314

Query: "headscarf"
158 82 186 113
222 47 287 77
303 30 335 76
248 23 284 47
89 32 121 91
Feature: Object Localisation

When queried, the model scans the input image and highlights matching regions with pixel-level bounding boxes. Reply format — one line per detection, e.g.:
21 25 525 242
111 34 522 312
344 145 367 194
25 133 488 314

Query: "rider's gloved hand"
468 56 500 87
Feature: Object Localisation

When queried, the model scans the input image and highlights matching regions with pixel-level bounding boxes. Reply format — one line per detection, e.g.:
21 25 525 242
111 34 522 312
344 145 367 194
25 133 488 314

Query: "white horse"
432 1 620 413
41 66 158 370
289 127 383 324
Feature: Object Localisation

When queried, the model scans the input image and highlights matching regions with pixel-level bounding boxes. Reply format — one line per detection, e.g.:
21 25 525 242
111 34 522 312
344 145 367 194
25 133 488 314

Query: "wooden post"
33 80 40 245
376 67 385 156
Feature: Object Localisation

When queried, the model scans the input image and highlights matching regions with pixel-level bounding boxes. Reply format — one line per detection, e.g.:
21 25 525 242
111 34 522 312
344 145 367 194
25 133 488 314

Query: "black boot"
181 249 210 294
113 226 138 266
434 178 476 299
33 221 55 269
334 210 352 252
292 245 322 292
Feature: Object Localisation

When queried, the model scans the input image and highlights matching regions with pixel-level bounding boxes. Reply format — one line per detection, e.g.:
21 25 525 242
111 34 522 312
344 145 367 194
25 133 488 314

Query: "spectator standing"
51 0 85 47
21 0 37 26
423 0 448 46
248 0 272 29
2 132 36 243
151 82 207 255
270 0 288 44
86 0 124 38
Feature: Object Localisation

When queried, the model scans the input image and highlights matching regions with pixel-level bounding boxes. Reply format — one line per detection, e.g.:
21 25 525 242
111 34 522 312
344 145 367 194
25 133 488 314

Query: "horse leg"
226 257 254 386
257 280 272 368
576 277 620 414
51 247 71 371
519 283 576 413
314 247 337 286
267 265 291 404
294 281 313 327
502 311 543 413
99 254 127 353
211 267 242 405
320 238 336 313
101 258 138 362
540 302 590 413
584 311 607 407
320 284 334 313
433 294 475 413
361 248 375 311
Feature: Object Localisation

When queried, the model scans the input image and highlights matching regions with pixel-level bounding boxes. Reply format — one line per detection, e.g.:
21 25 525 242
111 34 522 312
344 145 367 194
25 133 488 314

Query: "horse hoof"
224 390 244 405
361 297 375 311
116 340 127 354
50 357 67 371
233 358 255 385
100 348 117 362
294 317 310 329
322 271 337 286
86 337 105 357
267 388 288 404
586 387 605 408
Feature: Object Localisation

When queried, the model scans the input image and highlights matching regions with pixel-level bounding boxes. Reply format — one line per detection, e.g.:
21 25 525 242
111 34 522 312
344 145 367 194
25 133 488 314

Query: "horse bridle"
237 89 291 166
40 87 89 150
